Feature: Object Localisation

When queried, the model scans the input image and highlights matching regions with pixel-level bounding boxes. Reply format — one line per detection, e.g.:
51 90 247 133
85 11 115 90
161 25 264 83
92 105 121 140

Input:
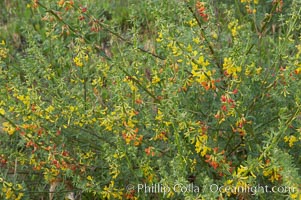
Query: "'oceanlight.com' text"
127 183 296 196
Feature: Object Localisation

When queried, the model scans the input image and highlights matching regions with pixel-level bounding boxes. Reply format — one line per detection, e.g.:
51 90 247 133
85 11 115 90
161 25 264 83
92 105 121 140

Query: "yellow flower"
211 32 218 39
152 75 161 84
0 108 5 115
192 37 200 44
223 57 241 78
87 176 93 181
263 167 281 183
73 56 83 67
245 67 251 75
45 105 55 113
101 181 123 200
16 193 24 200
2 122 16 135
156 31 163 42
155 109 163 121
186 44 193 52
188 19 197 27
284 135 298 147
195 134 210 156
228 20 241 37
0 47 8 58
197 55 210 67
263 168 272 177
256 67 262 74
237 165 248 176
5 188 13 199
290 193 298 199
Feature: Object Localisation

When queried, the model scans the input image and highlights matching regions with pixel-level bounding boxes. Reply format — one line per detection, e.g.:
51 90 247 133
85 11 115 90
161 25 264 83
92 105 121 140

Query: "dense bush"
1 0 301 199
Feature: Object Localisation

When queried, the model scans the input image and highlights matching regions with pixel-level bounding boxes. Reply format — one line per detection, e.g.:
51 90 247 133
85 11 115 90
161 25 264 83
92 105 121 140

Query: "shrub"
1 0 301 199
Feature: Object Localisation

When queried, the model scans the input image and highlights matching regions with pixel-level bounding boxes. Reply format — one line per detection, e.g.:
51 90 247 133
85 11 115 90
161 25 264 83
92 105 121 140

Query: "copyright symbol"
126 184 135 192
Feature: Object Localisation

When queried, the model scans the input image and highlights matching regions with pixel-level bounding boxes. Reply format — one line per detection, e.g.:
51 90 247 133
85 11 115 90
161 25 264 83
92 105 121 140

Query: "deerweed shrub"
1 0 301 199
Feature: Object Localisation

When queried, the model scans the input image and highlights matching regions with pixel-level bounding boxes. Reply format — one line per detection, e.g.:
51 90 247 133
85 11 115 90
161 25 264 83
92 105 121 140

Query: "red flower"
221 95 227 102
211 161 219 169
196 2 209 21
81 6 87 13
221 105 227 111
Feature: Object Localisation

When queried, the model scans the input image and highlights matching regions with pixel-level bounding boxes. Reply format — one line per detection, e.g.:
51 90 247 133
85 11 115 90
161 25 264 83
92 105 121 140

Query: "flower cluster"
73 53 88 67
1 0 301 199
228 20 241 38
57 0 74 10
2 122 15 135
283 135 298 147
122 129 143 146
101 181 123 200
240 0 258 4
263 161 282 183
191 56 216 90
220 94 236 113
196 2 209 21
0 40 8 59
0 181 24 200
222 57 242 78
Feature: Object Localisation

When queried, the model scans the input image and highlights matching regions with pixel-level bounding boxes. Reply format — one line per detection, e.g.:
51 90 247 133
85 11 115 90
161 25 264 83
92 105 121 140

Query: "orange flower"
58 0 64 7
145 147 155 156
196 2 209 21
33 0 39 8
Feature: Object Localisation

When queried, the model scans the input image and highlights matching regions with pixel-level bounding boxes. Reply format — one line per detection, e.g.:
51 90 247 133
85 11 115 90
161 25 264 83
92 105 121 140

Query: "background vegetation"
1 0 301 199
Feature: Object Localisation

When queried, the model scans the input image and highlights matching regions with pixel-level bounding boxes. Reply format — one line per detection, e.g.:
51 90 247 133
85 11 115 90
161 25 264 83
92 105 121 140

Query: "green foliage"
1 0 301 199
